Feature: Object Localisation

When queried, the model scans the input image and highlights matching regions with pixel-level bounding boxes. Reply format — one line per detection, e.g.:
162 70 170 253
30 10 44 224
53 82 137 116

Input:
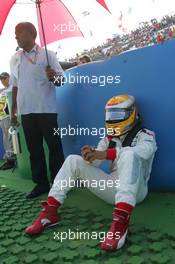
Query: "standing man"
0 72 16 170
10 22 65 199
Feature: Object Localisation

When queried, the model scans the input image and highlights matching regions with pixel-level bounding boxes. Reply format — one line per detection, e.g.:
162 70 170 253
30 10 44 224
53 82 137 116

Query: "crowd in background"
68 13 175 62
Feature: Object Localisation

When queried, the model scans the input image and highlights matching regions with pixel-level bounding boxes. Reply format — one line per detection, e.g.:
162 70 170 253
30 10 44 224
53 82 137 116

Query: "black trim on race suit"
108 117 143 149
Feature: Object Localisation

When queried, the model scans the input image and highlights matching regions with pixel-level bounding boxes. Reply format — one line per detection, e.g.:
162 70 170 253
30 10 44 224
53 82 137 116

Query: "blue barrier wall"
56 39 175 192
0 129 4 159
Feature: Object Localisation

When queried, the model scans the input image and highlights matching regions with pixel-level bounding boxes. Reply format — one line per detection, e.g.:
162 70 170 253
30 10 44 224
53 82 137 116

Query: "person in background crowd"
156 32 165 44
172 27 175 37
0 72 16 170
10 22 65 199
78 55 91 64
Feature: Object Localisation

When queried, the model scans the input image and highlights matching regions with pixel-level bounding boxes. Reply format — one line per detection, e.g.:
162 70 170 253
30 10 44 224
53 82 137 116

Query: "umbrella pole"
36 0 50 66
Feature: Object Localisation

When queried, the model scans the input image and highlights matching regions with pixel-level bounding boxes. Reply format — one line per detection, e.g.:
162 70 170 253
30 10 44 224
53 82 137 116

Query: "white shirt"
0 85 12 120
10 44 64 115
0 85 12 96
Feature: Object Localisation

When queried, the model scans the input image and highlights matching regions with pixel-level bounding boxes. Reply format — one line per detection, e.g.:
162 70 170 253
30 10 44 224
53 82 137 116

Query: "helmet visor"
106 108 134 123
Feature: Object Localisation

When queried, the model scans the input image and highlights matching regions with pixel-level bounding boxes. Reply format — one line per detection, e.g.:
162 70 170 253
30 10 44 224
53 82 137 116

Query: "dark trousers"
21 113 64 187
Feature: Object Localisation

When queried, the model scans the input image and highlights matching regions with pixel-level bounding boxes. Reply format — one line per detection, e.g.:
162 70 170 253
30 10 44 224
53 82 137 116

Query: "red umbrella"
0 0 111 43
0 0 84 43
0 0 16 34
96 0 111 13
0 0 84 65
0 0 111 64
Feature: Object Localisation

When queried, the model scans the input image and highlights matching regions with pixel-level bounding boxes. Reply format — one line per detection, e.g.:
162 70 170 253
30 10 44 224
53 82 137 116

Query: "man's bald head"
15 22 37 51
16 22 37 39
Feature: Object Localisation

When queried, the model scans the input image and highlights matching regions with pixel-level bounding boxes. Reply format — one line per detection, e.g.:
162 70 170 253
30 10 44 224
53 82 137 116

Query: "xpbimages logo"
54 178 120 191
53 229 120 242
54 73 121 87
54 125 120 138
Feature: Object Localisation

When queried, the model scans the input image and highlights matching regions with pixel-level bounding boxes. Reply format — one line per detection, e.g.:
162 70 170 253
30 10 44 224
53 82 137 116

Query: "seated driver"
25 94 157 251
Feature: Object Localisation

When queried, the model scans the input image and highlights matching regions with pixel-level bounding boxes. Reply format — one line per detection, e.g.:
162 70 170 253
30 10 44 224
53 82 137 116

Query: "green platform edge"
0 166 175 264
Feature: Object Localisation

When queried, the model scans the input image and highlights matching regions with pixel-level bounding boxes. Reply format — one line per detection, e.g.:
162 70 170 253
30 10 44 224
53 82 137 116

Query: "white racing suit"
49 129 157 206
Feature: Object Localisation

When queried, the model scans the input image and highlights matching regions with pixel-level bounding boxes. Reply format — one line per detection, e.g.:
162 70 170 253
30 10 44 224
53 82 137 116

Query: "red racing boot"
25 201 60 236
100 208 130 251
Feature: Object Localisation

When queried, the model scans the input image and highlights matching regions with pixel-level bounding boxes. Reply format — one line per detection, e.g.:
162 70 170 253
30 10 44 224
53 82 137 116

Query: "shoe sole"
117 230 128 250
25 221 60 236
25 191 50 200
45 221 60 230
101 230 128 251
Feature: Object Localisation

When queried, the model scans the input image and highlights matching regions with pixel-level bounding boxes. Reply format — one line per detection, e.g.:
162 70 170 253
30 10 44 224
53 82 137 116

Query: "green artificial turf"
0 167 175 263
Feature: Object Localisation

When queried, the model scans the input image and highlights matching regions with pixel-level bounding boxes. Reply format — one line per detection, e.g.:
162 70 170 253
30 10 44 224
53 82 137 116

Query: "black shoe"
26 185 50 199
0 159 16 170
